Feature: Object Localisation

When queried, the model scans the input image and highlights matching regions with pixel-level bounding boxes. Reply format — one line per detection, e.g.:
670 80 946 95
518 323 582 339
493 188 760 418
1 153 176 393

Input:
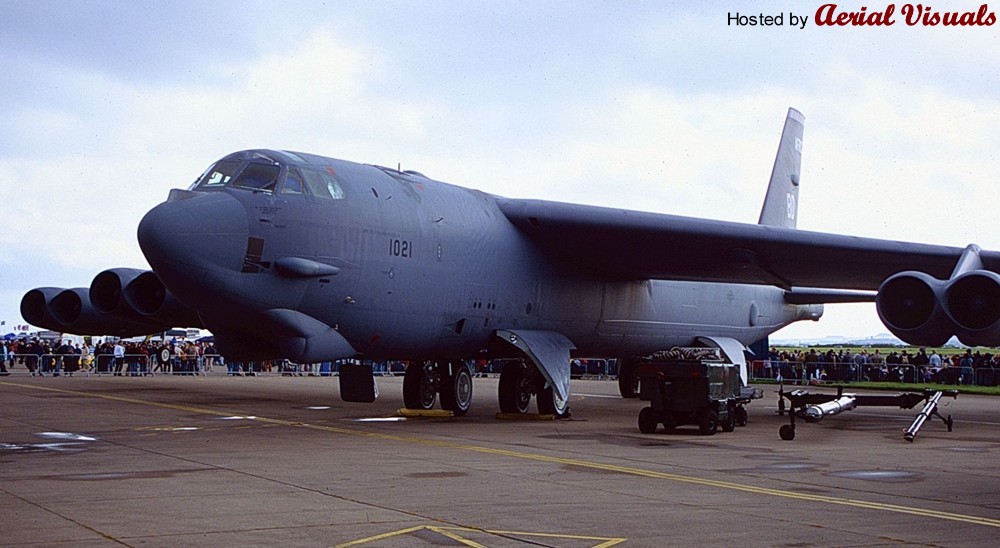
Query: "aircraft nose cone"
138 190 249 274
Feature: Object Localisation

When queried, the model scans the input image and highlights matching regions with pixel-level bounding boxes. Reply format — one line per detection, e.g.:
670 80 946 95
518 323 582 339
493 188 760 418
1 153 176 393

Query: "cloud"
3 3 999 343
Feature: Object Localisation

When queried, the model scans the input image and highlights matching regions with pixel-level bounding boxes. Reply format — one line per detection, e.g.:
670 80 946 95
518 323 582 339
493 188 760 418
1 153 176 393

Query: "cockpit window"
191 159 241 190
281 168 306 194
300 166 346 199
232 162 280 193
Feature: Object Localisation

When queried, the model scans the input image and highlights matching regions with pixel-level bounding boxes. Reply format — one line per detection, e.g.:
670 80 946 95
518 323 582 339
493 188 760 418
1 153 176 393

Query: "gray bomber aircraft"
21 108 1000 417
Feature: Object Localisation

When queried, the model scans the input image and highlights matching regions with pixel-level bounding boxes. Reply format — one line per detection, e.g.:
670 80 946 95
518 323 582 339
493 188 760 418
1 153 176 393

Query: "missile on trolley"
903 390 955 442
803 395 857 423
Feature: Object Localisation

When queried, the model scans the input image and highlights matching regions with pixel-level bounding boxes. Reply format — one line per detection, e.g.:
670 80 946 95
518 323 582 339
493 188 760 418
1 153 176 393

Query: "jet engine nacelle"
20 287 70 333
90 268 148 314
876 271 952 347
877 269 1000 347
48 287 163 337
945 270 1000 346
122 271 204 328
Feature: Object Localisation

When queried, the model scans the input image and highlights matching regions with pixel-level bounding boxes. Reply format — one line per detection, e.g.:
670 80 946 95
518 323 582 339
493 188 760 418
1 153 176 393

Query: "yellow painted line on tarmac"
5 380 1000 529
427 526 488 548
334 525 625 547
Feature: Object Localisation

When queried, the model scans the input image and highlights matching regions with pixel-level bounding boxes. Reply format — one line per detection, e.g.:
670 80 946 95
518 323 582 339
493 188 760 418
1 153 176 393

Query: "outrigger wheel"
779 424 795 441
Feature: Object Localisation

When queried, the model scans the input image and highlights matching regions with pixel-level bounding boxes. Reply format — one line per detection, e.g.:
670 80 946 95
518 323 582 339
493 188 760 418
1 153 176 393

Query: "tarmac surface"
0 372 997 547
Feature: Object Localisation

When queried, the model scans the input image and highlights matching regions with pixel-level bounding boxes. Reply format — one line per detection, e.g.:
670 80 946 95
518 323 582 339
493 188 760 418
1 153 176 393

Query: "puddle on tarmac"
406 471 469 479
826 469 923 482
939 446 991 454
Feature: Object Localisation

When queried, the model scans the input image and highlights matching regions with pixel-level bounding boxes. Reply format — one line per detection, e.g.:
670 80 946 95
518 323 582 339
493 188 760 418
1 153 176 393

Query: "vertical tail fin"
757 108 804 229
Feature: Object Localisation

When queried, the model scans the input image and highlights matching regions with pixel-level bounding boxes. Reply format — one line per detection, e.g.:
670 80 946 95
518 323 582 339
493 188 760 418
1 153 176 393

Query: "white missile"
803 395 857 422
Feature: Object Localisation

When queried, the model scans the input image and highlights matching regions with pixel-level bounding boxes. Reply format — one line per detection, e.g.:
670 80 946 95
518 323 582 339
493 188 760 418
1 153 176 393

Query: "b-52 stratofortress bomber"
21 108 1000 417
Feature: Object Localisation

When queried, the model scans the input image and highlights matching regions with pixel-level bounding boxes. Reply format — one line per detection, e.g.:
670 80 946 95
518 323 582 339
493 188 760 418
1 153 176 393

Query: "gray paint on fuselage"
205 151 813 361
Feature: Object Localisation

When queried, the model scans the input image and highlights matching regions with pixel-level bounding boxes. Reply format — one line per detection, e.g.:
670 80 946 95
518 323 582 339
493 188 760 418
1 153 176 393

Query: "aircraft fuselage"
137 150 818 363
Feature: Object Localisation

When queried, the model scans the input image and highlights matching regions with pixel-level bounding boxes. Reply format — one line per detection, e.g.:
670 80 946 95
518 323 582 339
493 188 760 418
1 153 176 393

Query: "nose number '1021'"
389 238 412 258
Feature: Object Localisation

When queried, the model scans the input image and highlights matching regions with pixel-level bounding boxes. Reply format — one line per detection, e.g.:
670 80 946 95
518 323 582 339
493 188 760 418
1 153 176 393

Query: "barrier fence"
749 360 997 386
1 354 996 386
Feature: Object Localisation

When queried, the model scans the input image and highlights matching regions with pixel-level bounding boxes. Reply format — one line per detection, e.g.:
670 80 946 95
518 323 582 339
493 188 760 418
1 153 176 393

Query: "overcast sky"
2 1 999 342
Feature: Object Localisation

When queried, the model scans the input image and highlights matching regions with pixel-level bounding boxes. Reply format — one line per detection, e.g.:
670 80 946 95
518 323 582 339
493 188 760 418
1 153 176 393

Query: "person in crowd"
113 340 126 376
0 341 9 375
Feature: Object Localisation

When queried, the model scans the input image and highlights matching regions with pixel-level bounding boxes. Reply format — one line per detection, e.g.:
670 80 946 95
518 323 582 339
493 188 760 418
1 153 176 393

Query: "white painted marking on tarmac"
305 406 331 410
575 393 621 399
352 417 408 422
218 415 258 420
37 432 97 441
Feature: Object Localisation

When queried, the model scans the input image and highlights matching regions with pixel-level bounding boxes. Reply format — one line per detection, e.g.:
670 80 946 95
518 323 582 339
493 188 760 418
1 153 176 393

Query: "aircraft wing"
497 198 1000 290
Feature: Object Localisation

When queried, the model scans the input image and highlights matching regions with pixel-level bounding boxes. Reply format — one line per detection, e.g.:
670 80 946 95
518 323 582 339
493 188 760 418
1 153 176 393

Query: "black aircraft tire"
638 407 659 434
699 409 718 436
779 424 796 441
617 358 639 398
440 363 473 416
537 385 571 418
498 362 532 414
403 363 436 410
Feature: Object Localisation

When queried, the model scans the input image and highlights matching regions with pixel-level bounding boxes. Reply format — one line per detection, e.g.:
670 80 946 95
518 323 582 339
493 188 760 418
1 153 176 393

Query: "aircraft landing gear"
403 361 439 410
617 357 639 398
440 362 473 416
537 384 571 418
498 360 569 417
404 361 474 416
498 360 533 414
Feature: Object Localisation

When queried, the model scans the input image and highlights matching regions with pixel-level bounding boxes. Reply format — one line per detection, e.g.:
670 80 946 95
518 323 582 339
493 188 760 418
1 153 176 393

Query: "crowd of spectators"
0 338 222 376
759 347 996 385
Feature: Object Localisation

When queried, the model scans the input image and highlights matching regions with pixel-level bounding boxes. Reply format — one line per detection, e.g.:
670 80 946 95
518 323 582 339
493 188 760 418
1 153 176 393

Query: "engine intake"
877 268 1000 347
20 287 69 332
945 270 1000 346
876 272 952 347
123 271 204 327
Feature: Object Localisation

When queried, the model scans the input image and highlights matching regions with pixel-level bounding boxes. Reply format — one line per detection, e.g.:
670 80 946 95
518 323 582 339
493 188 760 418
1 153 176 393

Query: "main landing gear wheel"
617 357 639 398
403 362 438 410
439 362 473 416
498 361 533 414
537 384 571 418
